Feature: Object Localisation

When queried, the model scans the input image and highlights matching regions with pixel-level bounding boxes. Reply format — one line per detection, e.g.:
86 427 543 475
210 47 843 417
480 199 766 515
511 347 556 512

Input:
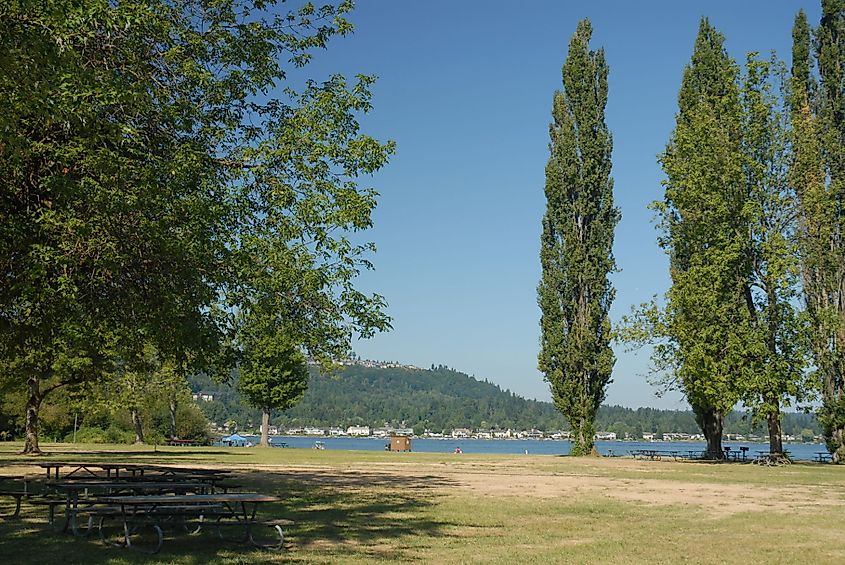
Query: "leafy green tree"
740 54 809 454
0 0 365 454
790 4 845 462
238 332 309 448
644 19 752 459
537 20 619 455
228 72 393 423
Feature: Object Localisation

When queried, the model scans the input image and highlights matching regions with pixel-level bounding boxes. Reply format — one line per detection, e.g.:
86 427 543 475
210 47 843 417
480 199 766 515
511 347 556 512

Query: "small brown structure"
389 435 412 452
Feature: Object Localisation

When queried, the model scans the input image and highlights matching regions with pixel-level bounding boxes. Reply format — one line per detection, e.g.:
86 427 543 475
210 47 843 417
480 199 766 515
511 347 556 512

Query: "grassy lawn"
0 442 843 564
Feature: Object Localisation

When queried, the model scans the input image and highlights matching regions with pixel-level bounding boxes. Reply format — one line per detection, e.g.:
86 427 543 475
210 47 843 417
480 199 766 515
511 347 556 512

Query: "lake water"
236 435 827 461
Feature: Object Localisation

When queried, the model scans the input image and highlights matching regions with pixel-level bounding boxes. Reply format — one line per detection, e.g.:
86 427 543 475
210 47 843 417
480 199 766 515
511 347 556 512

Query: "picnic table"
815 451 832 463
37 462 152 480
37 462 232 481
630 449 683 461
48 480 213 535
752 451 792 466
94 493 284 553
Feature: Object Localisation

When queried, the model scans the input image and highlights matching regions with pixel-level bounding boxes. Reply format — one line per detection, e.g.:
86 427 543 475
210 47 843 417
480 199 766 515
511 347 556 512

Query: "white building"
346 426 370 436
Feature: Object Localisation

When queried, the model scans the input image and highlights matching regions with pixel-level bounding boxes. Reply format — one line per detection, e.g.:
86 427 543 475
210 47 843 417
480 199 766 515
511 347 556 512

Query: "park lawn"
0 443 843 564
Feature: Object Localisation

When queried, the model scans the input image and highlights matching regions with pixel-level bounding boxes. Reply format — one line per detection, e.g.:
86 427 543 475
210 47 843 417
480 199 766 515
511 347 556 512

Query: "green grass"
0 442 843 564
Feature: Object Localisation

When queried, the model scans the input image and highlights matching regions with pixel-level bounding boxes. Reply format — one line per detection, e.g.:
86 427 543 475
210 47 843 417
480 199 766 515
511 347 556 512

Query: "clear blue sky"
294 1 821 409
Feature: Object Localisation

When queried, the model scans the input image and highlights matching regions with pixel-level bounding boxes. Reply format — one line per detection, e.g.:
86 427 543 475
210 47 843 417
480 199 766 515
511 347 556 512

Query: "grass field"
0 442 843 564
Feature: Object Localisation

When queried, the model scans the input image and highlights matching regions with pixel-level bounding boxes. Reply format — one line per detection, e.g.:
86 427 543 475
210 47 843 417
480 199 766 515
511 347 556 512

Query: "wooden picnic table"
37 462 157 480
631 449 683 461
815 451 832 463
37 462 232 480
47 480 212 535
94 493 283 553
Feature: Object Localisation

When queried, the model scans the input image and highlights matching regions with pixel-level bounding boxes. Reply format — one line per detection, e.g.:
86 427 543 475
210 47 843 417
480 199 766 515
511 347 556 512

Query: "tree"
740 54 810 455
238 332 309 448
651 19 752 459
538 20 619 455
790 4 845 462
0 1 362 454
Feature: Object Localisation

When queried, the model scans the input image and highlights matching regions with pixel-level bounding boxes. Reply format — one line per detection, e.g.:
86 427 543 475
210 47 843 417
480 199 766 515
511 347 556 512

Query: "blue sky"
293 1 821 409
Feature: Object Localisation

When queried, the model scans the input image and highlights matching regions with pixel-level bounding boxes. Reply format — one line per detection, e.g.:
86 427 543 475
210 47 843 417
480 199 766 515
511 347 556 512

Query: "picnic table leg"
241 502 285 551
0 494 23 519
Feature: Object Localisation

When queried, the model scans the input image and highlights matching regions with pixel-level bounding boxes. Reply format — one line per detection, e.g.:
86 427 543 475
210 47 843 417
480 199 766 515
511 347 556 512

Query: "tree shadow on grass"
241 468 459 561
0 468 459 564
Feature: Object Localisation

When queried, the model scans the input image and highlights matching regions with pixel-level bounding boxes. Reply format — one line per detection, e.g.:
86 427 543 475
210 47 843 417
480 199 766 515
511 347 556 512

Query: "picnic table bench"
0 490 26 519
94 493 284 553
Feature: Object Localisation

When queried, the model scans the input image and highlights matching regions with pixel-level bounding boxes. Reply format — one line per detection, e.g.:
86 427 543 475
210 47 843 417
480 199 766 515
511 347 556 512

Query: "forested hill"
189 364 820 437
192 364 568 432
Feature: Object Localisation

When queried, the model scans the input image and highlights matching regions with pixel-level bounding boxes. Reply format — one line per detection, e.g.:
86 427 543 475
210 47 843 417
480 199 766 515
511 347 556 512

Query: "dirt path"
238 457 845 518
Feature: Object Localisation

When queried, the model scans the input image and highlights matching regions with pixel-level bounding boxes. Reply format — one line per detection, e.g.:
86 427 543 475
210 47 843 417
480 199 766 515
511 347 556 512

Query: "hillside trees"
538 20 619 455
791 4 845 462
0 0 387 454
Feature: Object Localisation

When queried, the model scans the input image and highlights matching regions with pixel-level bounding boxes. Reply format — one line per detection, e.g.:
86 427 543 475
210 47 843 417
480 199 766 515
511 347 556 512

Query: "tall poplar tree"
538 20 618 456
741 54 808 455
655 19 753 459
791 4 845 462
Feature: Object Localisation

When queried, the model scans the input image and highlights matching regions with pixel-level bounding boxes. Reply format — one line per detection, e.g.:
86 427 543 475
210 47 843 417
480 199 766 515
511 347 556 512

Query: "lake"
235 435 828 461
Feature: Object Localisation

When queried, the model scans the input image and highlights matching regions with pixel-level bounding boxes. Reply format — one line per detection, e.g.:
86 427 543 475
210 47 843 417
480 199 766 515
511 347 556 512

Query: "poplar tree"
655 19 753 459
741 54 808 455
538 20 618 455
791 4 845 462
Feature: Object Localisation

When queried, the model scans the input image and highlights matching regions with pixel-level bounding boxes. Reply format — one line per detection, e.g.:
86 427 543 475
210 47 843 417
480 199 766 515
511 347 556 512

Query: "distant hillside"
191 364 569 433
189 364 820 437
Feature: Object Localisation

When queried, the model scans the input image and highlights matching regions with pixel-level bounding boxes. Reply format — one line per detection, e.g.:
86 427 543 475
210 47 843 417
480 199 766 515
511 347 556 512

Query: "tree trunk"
766 399 783 455
260 409 270 447
22 376 43 455
130 409 145 444
169 391 178 440
699 407 724 459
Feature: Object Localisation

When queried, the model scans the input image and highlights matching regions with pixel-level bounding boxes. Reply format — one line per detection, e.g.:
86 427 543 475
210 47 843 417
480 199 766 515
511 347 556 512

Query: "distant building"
452 428 472 438
347 426 370 436
303 427 325 436
328 427 345 436
594 431 617 441
192 392 214 402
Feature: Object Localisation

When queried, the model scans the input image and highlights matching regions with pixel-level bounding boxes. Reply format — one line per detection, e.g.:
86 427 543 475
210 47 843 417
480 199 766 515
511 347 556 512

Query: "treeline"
539 3 845 460
190 365 821 438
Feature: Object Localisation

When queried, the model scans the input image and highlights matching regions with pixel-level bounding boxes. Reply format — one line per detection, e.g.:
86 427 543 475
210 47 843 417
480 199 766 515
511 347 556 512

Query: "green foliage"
790 2 845 461
739 53 810 453
238 339 309 413
637 19 752 457
538 19 618 455
0 0 389 453
185 364 821 438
